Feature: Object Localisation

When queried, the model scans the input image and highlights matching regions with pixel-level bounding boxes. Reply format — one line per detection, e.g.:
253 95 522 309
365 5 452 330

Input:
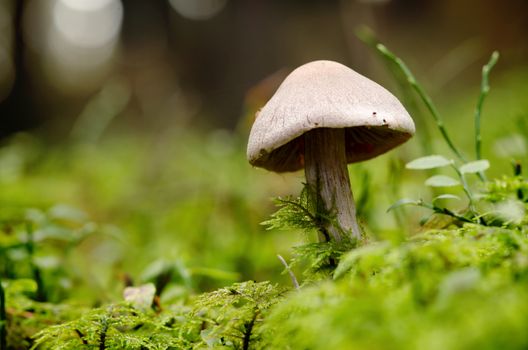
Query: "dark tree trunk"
0 0 38 139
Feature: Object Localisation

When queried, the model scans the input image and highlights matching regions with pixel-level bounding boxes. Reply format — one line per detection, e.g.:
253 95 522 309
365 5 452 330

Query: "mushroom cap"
247 60 415 172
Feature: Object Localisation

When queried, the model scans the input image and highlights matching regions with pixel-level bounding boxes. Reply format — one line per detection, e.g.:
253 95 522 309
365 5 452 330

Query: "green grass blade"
374 43 466 162
474 51 499 161
356 27 435 155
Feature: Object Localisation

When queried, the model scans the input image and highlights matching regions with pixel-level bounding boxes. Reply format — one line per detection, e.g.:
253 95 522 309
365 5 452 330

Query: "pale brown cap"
247 60 415 172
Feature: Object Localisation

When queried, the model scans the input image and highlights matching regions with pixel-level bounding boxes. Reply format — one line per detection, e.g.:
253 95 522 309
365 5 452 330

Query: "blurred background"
1 0 527 137
1 0 528 301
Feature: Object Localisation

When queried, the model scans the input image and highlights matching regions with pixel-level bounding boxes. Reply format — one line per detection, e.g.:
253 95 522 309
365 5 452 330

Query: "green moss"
263 223 528 350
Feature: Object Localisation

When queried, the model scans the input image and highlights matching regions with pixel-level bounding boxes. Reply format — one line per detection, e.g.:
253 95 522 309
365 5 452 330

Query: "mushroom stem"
304 128 361 242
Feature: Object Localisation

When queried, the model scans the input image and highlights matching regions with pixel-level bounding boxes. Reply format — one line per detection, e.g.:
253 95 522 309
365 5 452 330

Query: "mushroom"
247 60 415 242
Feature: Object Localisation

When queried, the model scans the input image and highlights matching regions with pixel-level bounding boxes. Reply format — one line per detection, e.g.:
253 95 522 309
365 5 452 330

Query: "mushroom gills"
252 125 412 173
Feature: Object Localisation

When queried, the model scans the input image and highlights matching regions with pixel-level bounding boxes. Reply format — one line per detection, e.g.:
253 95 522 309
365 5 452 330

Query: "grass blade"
374 43 466 162
356 27 435 155
474 51 499 161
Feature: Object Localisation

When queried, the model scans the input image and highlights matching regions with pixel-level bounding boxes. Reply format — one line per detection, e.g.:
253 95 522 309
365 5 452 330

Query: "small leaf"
387 198 420 212
459 159 490 174
123 283 156 311
406 155 452 170
432 194 461 204
425 175 460 187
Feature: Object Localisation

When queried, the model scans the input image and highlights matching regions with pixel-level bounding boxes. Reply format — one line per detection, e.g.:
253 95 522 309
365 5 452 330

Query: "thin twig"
277 255 300 291
418 202 473 224
99 317 108 350
450 165 486 224
242 312 258 350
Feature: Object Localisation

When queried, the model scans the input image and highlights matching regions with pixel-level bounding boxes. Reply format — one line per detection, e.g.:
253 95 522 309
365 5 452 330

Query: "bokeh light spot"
53 0 123 48
60 0 116 12
169 0 227 21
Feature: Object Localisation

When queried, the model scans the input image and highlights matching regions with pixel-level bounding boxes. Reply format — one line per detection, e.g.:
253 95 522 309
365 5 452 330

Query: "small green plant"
397 156 527 228
263 185 357 281
1 205 101 303
262 185 321 235
187 281 285 349
31 281 285 350
388 155 491 224
31 303 182 350
360 33 503 227
3 278 84 349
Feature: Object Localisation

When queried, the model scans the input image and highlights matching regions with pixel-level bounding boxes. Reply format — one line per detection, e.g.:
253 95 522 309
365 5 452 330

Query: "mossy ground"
2 45 528 349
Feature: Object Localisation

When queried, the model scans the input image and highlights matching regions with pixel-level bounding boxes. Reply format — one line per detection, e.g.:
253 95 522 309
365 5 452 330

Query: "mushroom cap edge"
247 60 415 172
